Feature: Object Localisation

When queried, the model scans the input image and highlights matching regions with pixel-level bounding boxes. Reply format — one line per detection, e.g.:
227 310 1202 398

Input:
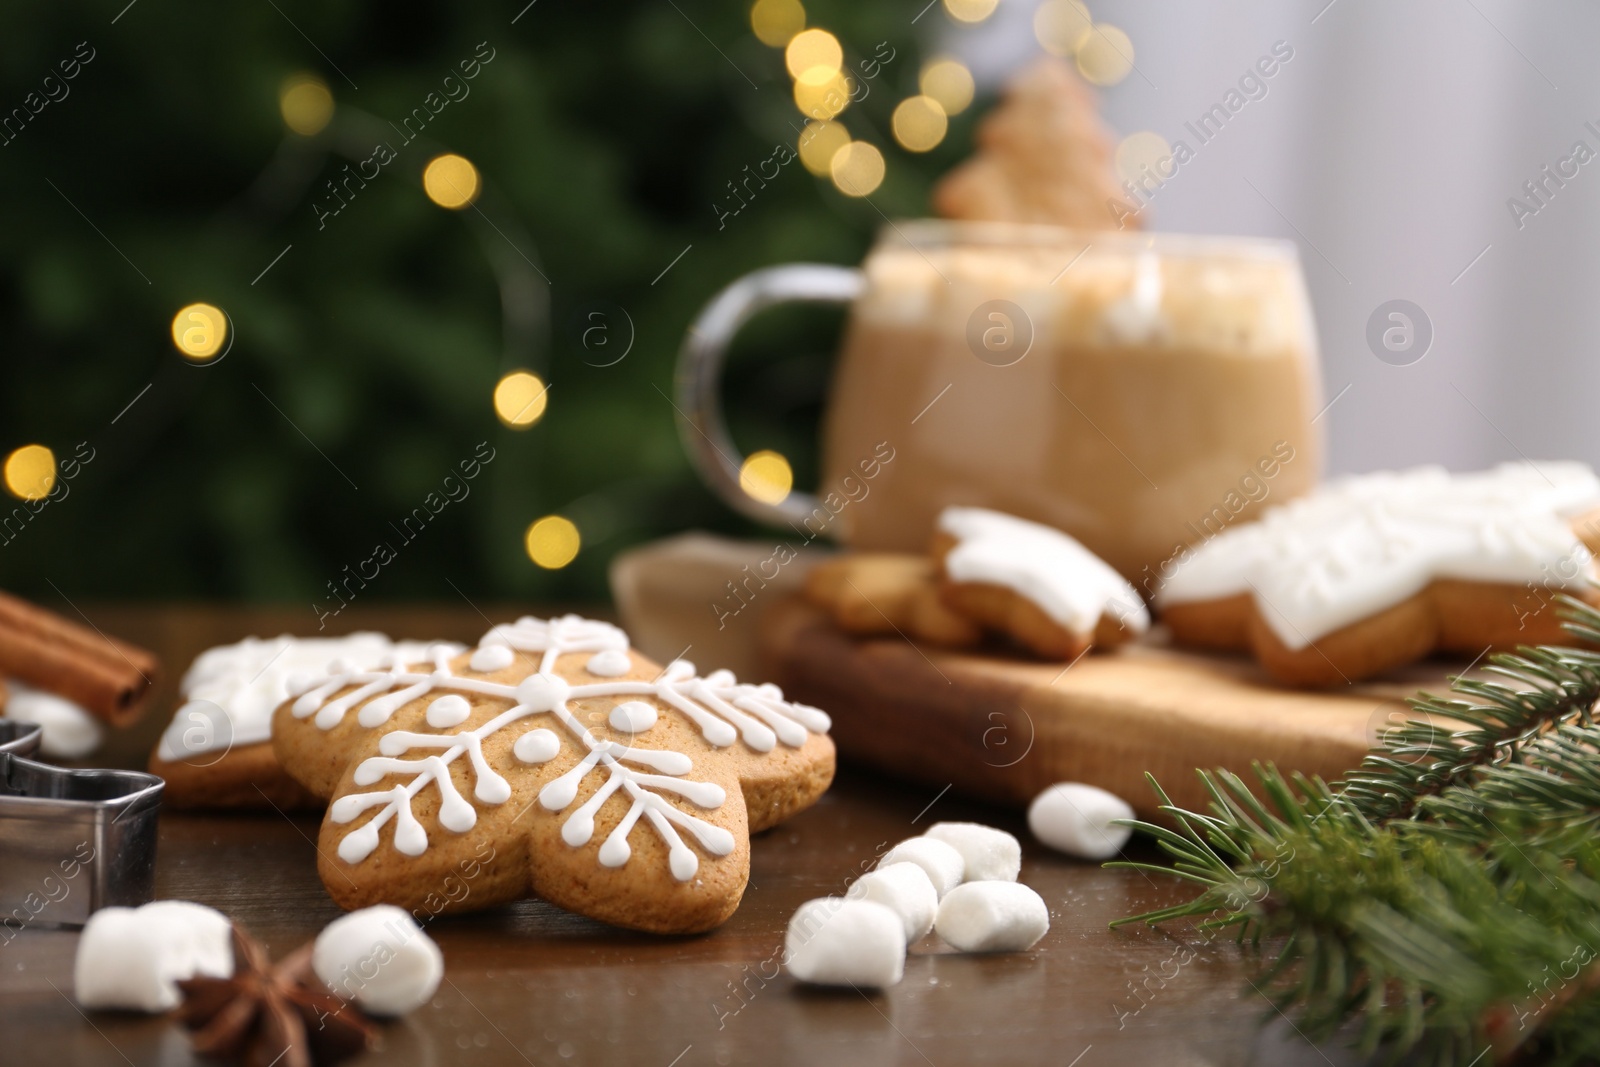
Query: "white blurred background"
942 0 1600 479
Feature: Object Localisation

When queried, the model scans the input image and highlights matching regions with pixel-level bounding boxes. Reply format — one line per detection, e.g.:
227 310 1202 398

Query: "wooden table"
0 606 1363 1066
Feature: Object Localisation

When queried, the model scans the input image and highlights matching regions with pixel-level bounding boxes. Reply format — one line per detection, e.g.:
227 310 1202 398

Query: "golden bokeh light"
793 69 850 120
1115 131 1172 185
829 141 885 197
1033 0 1093 57
279 73 334 136
525 515 580 569
891 95 948 153
797 120 851 176
422 153 480 209
3 445 55 502
493 370 548 428
171 303 227 361
919 57 975 115
784 28 842 81
943 0 999 23
739 450 794 505
750 0 805 47
1076 24 1136 86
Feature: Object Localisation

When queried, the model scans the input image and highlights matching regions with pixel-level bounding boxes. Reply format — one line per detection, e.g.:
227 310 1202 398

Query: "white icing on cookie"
609 701 658 733
469 644 514 672
296 615 832 881
156 634 463 761
584 649 631 677
1157 462 1600 649
425 695 472 728
938 507 1150 636
514 727 560 764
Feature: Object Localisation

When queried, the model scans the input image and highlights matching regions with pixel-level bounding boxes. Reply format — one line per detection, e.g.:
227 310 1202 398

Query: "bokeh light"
3 445 55 502
784 28 842 81
829 141 885 197
493 370 548 428
1033 0 1093 57
739 450 794 505
279 73 334 136
798 120 851 176
525 515 580 569
1115 131 1172 185
423 153 480 209
1076 24 1135 86
793 70 851 120
892 96 948 153
750 0 805 47
943 0 999 23
919 57 975 115
171 303 227 361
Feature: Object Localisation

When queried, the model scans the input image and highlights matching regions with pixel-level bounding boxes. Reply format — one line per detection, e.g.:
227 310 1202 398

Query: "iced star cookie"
150 634 462 810
932 507 1151 659
1157 463 1600 687
271 615 835 934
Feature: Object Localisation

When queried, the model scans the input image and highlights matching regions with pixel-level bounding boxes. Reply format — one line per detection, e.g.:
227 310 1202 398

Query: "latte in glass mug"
677 221 1322 591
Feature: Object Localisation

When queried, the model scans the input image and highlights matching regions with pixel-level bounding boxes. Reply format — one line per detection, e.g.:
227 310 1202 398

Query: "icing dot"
585 649 631 678
513 728 560 764
609 701 658 733
516 674 570 712
426 695 472 728
470 644 515 673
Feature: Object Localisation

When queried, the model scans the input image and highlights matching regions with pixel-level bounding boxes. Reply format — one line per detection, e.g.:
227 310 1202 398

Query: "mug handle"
675 264 866 529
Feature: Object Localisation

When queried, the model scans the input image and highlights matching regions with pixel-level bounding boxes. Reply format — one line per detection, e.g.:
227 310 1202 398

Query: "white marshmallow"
878 837 965 899
74 901 233 1012
5 681 102 759
924 822 1022 882
1028 782 1135 860
784 898 906 988
846 862 937 942
935 882 1050 953
312 905 443 1016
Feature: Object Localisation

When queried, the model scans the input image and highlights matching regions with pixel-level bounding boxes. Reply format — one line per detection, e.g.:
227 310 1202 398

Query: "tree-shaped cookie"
272 615 834 934
933 57 1133 229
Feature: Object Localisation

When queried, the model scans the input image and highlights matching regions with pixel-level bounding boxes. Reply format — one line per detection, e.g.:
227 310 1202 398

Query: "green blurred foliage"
0 0 983 607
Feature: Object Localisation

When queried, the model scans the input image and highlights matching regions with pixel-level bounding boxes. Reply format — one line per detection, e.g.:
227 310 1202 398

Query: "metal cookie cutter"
0 717 164 927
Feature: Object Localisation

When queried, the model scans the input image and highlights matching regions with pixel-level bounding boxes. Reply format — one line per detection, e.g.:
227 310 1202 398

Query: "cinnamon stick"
0 590 158 726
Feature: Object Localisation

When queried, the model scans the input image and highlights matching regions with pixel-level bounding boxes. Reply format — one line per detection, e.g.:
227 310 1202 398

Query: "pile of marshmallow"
74 899 443 1017
783 782 1137 989
785 821 1046 988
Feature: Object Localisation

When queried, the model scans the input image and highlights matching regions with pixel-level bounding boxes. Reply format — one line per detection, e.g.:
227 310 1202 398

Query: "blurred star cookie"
150 634 461 810
933 507 1149 659
804 554 982 647
1157 463 1600 687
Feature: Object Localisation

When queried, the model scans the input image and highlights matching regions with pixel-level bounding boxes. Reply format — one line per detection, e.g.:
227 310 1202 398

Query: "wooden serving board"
759 597 1474 822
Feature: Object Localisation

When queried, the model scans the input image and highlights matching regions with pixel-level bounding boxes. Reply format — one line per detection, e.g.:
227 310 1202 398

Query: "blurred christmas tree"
0 0 982 607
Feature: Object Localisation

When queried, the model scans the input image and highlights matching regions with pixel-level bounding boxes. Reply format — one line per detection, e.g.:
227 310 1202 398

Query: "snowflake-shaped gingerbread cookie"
271 615 834 933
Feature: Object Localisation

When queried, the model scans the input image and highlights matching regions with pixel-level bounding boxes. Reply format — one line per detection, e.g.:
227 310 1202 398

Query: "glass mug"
675 220 1322 588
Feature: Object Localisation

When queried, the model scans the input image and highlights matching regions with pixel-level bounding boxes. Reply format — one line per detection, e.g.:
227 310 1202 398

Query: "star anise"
174 924 376 1067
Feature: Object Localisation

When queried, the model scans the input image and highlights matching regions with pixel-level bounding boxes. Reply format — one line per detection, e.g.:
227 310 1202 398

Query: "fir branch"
1113 595 1600 1064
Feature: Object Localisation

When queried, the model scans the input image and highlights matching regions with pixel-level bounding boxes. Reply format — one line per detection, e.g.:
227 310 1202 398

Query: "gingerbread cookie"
151 634 461 810
804 554 982 647
931 58 1131 230
1157 463 1600 686
271 615 834 934
933 507 1150 659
